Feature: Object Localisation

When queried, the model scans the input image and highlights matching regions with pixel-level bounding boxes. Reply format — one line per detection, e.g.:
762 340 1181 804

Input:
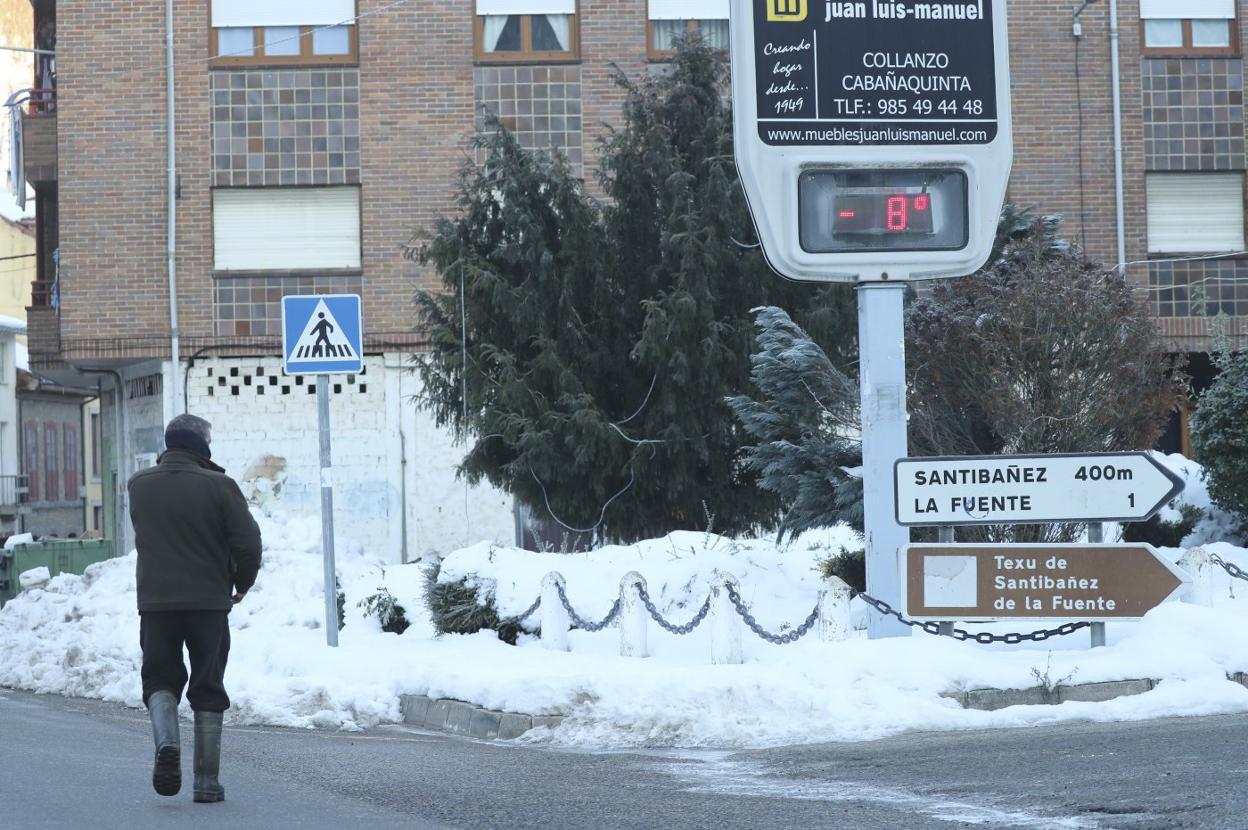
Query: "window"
210 0 358 66
475 1 579 63
648 1 729 58
43 421 57 503
213 187 362 272
22 422 37 502
1141 0 1237 54
1147 173 1245 254
64 425 78 501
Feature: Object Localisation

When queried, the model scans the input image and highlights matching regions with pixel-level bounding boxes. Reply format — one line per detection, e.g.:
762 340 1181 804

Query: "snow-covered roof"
0 315 26 334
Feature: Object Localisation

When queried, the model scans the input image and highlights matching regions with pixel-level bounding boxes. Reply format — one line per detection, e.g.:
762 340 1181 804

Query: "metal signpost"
895 452 1185 526
282 294 364 647
900 544 1190 622
731 0 1014 637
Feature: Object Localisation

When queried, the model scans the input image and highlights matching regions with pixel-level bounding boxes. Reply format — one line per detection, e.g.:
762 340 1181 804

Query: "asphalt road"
3 688 1245 830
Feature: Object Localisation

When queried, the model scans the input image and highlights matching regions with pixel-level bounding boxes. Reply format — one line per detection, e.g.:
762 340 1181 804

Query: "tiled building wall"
1143 58 1245 172
214 275 363 337
1140 34 1248 332
474 65 584 174
1150 259 1248 319
210 69 362 187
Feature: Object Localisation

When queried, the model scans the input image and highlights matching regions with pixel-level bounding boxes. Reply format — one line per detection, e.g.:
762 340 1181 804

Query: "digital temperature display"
833 194 935 236
799 169 969 255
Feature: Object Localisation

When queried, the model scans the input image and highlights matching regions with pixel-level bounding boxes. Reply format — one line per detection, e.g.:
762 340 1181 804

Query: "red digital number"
914 194 930 212
886 196 908 231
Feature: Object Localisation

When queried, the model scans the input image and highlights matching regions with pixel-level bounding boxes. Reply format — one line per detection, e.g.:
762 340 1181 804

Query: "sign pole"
858 283 910 638
281 293 361 649
317 374 339 648
1088 522 1106 648
937 526 955 637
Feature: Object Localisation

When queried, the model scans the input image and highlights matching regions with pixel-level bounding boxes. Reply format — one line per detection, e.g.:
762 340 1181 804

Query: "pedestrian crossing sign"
281 294 364 375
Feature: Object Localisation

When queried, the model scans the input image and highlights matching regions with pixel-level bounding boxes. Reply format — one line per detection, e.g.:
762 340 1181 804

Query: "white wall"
0 330 17 479
181 354 515 562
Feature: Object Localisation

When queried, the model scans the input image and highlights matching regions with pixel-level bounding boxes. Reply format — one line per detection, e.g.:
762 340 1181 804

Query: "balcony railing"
27 87 55 115
21 92 57 184
0 476 29 513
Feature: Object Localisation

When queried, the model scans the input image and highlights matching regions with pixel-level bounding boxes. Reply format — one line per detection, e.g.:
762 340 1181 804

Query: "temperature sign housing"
730 0 1013 282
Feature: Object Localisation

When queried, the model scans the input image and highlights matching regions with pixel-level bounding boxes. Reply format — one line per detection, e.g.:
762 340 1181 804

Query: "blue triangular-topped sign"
282 294 363 375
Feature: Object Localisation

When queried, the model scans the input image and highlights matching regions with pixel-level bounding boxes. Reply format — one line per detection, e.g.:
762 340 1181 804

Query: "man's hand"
231 591 247 605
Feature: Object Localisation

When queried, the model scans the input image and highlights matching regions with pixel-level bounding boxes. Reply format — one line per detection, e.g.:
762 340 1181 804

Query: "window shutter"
1139 0 1234 19
63 425 78 501
649 0 730 20
212 0 356 27
476 1 577 15
1147 174 1245 253
214 187 361 271
43 421 57 503
23 422 38 502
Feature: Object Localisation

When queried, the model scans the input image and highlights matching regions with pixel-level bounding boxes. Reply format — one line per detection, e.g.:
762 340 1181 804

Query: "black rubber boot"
193 711 226 803
147 690 181 796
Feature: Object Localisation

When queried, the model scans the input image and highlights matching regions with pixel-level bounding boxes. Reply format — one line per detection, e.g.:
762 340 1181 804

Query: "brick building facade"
19 0 1248 557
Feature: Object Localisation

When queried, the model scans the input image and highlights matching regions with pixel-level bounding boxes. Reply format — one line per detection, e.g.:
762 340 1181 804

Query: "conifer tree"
411 40 855 542
726 307 863 540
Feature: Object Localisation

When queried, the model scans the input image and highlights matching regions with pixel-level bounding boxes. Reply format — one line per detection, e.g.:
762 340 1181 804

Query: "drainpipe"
1108 0 1127 270
165 0 182 416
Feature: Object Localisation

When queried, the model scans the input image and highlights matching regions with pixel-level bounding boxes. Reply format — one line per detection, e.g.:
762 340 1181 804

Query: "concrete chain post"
540 571 571 652
709 572 744 665
1088 522 1106 648
817 575 853 643
1177 547 1215 608
618 572 649 659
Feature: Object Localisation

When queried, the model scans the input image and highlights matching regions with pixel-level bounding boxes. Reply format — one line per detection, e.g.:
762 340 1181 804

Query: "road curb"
400 674 1248 738
399 694 564 741
947 672 1248 711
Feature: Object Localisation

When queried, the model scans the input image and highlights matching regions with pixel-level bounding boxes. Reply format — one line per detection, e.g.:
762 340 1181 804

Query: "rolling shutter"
649 1 730 19
1139 0 1234 19
1147 174 1245 254
211 0 356 28
476 1 576 14
214 187 361 271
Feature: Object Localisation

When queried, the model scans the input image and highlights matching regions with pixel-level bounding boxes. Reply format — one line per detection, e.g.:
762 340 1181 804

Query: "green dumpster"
0 539 116 607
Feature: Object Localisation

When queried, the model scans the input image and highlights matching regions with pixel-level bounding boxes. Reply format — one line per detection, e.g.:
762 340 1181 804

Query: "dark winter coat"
128 449 263 613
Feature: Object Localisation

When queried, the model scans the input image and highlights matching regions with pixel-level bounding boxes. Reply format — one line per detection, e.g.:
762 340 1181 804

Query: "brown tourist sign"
900 544 1191 622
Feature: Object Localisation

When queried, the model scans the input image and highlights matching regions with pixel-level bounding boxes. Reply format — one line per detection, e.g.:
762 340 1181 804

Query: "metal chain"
857 593 1092 644
1211 554 1248 582
506 596 542 625
555 581 622 632
636 585 712 635
725 584 820 645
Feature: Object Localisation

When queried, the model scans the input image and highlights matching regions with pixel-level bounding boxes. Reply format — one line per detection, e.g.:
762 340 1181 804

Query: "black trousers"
139 610 232 713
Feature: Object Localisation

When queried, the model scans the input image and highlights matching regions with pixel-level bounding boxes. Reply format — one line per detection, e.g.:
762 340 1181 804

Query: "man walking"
129 414 262 802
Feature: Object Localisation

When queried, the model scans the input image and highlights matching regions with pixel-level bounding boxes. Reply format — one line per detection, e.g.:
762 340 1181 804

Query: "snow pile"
1153 452 1245 546
2 452 1248 746
0 507 432 730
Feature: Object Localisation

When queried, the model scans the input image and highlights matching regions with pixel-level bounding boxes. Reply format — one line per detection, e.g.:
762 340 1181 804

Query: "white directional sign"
282 294 363 376
895 453 1185 526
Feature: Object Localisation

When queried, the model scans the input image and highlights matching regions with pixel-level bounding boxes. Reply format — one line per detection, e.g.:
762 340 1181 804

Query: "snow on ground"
2 452 1248 747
